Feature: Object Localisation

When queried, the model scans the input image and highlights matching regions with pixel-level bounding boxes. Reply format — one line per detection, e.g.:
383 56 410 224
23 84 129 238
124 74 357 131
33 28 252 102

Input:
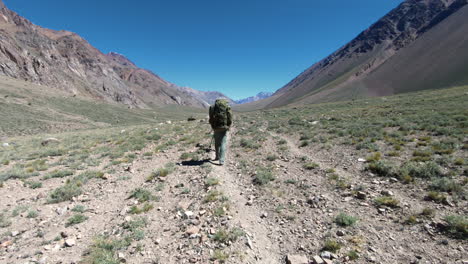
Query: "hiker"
209 99 232 165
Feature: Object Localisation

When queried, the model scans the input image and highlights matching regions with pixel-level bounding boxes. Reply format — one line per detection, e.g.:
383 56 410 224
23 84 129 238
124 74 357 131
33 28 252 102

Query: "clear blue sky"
6 0 403 100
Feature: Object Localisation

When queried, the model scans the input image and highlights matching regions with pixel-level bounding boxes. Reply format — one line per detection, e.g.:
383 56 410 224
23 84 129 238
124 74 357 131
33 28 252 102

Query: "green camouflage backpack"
210 99 232 130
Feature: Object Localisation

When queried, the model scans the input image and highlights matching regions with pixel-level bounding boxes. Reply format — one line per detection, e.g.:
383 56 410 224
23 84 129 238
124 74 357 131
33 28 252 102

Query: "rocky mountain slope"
235 91 273 104
250 0 468 109
0 1 214 108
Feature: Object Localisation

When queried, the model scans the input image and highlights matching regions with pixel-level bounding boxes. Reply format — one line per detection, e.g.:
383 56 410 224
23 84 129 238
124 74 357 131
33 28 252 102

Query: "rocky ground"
0 87 467 264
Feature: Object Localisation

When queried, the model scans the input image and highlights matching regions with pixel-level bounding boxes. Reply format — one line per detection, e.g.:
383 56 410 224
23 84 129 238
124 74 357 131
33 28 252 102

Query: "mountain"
0 1 209 108
235 92 273 104
243 0 468 110
176 86 236 106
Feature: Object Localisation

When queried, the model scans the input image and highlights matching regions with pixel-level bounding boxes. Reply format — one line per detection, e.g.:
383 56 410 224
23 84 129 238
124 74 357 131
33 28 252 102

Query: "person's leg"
219 130 227 164
213 132 221 160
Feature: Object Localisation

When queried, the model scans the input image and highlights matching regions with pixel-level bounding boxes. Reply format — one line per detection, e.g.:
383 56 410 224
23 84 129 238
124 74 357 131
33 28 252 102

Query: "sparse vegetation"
443 215 467 239
129 203 154 214
212 250 229 263
323 239 342 253
128 188 157 203
425 191 447 204
72 205 86 213
213 228 245 244
48 171 105 204
0 213 11 228
335 212 358 227
347 250 360 260
253 169 275 185
66 214 88 227
303 162 319 170
375 196 399 208
205 177 220 187
44 170 74 179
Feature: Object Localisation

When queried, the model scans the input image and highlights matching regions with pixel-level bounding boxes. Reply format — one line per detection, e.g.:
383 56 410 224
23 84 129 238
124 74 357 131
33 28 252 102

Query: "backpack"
210 99 232 129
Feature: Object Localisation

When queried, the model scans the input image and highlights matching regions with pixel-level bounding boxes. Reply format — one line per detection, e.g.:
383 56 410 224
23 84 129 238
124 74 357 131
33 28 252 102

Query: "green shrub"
83 236 130 264
204 190 223 203
128 188 157 203
266 154 278 161
66 214 88 227
212 228 244 244
454 158 465 166
129 203 154 214
430 178 462 194
303 162 319 170
405 215 418 225
366 152 382 163
334 212 358 227
443 215 467 239
347 250 359 260
277 139 287 145
425 191 447 204
24 180 42 189
322 239 341 253
212 250 229 262
44 170 74 179
48 182 82 204
0 213 11 227
253 170 275 185
420 207 435 218
367 160 394 177
27 210 39 218
399 161 442 179
71 205 86 213
12 205 29 217
375 196 399 208
240 138 260 149
143 152 153 157
205 177 220 187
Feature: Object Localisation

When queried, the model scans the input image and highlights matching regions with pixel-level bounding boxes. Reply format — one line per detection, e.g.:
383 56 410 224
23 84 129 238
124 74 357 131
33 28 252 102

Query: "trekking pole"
209 135 214 151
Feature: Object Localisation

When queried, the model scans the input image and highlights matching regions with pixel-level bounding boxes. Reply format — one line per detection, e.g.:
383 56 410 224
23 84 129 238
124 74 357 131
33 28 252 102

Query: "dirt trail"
212 162 281 263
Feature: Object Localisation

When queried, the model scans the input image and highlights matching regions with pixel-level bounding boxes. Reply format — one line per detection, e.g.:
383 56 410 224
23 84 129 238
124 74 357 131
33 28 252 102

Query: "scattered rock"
55 207 67 215
2 142 9 147
358 158 366 162
381 190 394 196
261 212 268 218
0 240 13 248
320 251 332 259
185 226 200 236
336 230 345 236
184 211 194 218
118 252 126 262
246 235 253 249
11 231 20 237
311 255 325 264
64 239 76 247
286 254 309 264
356 191 367 200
